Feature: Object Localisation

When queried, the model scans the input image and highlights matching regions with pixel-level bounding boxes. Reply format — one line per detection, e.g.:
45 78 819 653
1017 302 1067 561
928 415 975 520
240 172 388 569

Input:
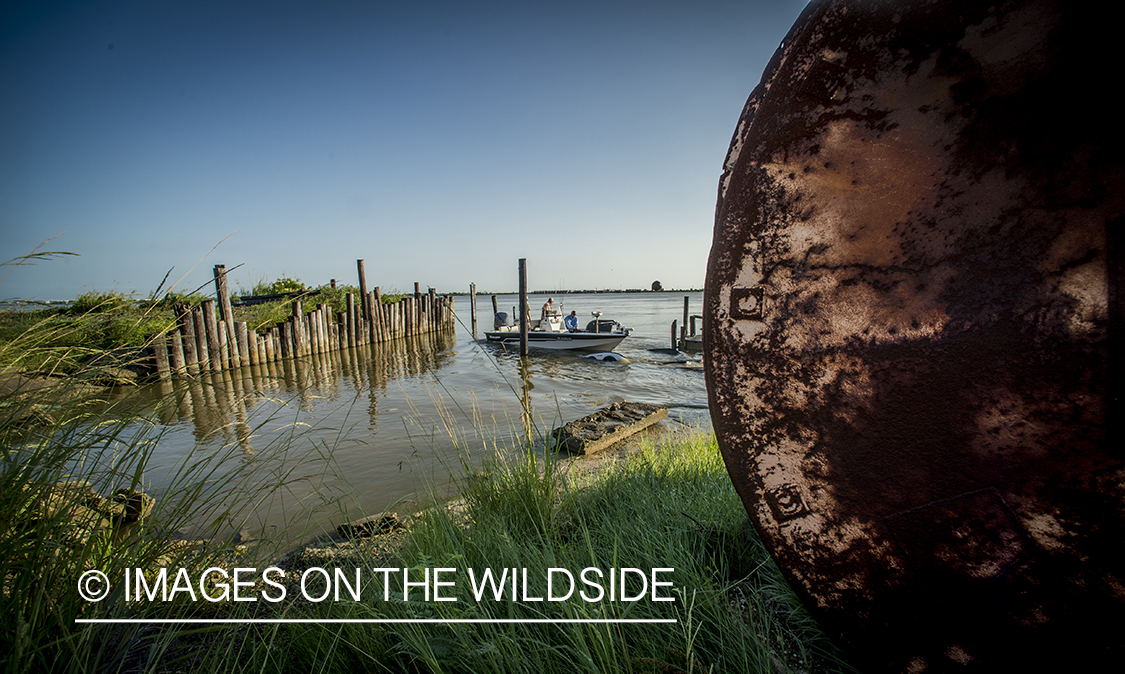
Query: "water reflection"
519 357 534 444
149 330 457 446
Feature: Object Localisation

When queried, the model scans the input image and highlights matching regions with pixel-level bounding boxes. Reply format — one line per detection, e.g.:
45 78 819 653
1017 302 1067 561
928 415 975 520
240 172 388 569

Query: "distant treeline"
444 288 704 296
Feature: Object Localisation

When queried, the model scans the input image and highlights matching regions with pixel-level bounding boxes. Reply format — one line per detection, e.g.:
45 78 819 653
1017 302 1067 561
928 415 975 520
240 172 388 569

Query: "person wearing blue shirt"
564 311 579 332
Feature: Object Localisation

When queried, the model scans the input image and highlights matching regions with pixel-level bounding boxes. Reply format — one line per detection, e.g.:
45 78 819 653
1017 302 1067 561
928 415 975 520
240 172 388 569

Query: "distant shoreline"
444 288 705 297
1 288 704 307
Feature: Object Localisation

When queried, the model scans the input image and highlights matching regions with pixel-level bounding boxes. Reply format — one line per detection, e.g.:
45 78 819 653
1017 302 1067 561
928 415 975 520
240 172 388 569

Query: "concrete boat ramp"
550 402 668 455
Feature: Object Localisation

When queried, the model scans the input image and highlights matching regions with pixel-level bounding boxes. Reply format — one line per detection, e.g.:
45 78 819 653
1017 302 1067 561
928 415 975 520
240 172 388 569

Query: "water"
130 292 707 548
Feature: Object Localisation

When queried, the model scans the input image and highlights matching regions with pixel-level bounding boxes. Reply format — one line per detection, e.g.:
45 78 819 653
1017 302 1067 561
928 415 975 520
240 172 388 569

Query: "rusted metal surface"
704 0 1122 670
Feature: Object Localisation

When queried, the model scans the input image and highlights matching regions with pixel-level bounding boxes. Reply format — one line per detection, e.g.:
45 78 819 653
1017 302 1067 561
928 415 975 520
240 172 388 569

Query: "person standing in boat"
564 310 579 332
541 297 555 320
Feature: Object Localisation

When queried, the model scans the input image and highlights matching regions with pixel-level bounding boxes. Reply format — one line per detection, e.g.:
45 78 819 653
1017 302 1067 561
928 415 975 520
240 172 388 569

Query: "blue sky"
1 0 809 300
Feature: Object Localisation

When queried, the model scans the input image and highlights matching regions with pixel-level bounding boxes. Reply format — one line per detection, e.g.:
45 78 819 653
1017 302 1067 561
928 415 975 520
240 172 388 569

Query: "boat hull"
484 331 627 352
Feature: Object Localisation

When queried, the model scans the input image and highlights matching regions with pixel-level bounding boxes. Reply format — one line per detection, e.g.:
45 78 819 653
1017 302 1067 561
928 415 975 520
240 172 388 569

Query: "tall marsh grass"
225 429 853 674
0 328 349 672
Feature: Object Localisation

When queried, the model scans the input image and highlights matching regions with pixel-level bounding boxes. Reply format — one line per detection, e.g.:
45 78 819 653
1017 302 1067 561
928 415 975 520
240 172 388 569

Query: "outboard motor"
584 319 618 333
493 311 510 330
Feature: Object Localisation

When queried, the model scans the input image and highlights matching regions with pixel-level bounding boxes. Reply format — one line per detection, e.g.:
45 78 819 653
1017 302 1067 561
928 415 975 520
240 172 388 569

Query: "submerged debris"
551 402 668 456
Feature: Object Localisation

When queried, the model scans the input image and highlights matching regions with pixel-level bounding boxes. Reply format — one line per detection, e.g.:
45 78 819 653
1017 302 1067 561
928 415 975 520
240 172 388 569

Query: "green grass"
1 369 852 673
187 430 853 674
0 290 179 375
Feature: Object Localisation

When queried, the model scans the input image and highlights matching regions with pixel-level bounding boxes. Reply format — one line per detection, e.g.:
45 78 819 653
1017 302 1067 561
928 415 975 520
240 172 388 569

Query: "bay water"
132 291 708 548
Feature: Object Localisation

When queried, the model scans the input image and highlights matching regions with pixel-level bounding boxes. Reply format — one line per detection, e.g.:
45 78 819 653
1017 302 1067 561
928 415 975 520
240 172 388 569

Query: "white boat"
485 310 631 352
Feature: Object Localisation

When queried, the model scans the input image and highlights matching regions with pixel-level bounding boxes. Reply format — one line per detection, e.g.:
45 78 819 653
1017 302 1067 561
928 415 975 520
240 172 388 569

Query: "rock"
336 513 403 539
112 488 155 523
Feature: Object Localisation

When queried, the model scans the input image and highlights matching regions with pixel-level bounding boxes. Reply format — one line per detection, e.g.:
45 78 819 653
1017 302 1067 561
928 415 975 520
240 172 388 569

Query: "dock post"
147 333 171 380
214 265 240 368
519 258 528 356
202 300 222 372
683 296 689 337
470 283 477 338
357 259 368 319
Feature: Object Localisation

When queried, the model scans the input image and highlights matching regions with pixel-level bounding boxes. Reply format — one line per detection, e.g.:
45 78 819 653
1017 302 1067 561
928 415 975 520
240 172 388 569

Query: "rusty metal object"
704 0 1123 670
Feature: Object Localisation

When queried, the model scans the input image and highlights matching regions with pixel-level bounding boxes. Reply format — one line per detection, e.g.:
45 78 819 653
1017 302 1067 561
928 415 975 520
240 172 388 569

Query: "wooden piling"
169 331 185 374
180 312 198 371
280 321 292 359
346 293 356 347
357 259 368 319
428 288 436 332
148 334 171 381
236 322 252 366
217 321 230 369
519 258 528 356
193 306 209 367
143 273 454 379
291 301 304 357
214 265 240 368
671 320 678 350
470 283 477 337
202 301 221 372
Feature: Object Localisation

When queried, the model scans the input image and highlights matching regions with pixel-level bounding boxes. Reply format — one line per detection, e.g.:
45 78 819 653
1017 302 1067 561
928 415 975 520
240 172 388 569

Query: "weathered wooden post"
213 265 240 368
280 321 292 359
373 287 384 342
428 288 436 333
169 330 185 374
147 333 171 380
671 320 678 350
236 322 252 366
202 300 221 372
491 295 498 319
346 293 356 347
683 296 689 336
470 283 477 338
192 306 209 368
179 310 198 372
518 258 528 356
217 322 230 368
357 259 368 319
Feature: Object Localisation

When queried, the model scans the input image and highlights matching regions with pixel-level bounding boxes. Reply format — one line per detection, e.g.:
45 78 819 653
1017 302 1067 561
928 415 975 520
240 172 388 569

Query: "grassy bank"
237 429 854 674
2 365 853 673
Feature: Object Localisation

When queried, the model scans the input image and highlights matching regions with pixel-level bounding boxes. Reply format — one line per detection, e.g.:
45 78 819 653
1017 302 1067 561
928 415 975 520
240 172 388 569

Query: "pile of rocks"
23 480 154 550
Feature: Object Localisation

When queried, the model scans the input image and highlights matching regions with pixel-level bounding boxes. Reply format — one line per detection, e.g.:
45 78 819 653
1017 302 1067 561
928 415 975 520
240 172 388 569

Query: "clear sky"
1 0 809 300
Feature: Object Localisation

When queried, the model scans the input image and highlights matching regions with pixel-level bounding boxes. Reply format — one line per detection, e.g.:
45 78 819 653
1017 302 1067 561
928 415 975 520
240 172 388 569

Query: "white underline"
76 618 676 624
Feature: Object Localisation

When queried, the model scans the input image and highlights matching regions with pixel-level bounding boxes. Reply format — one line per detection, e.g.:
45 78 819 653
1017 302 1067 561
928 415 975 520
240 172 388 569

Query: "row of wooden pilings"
147 264 454 380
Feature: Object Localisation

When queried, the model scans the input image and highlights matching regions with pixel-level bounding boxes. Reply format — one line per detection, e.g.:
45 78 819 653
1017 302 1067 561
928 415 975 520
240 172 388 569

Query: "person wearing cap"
564 310 579 332
541 297 554 320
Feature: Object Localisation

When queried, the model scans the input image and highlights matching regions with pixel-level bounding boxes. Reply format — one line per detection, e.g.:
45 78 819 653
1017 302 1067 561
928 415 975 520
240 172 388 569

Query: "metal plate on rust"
704 0 1123 670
